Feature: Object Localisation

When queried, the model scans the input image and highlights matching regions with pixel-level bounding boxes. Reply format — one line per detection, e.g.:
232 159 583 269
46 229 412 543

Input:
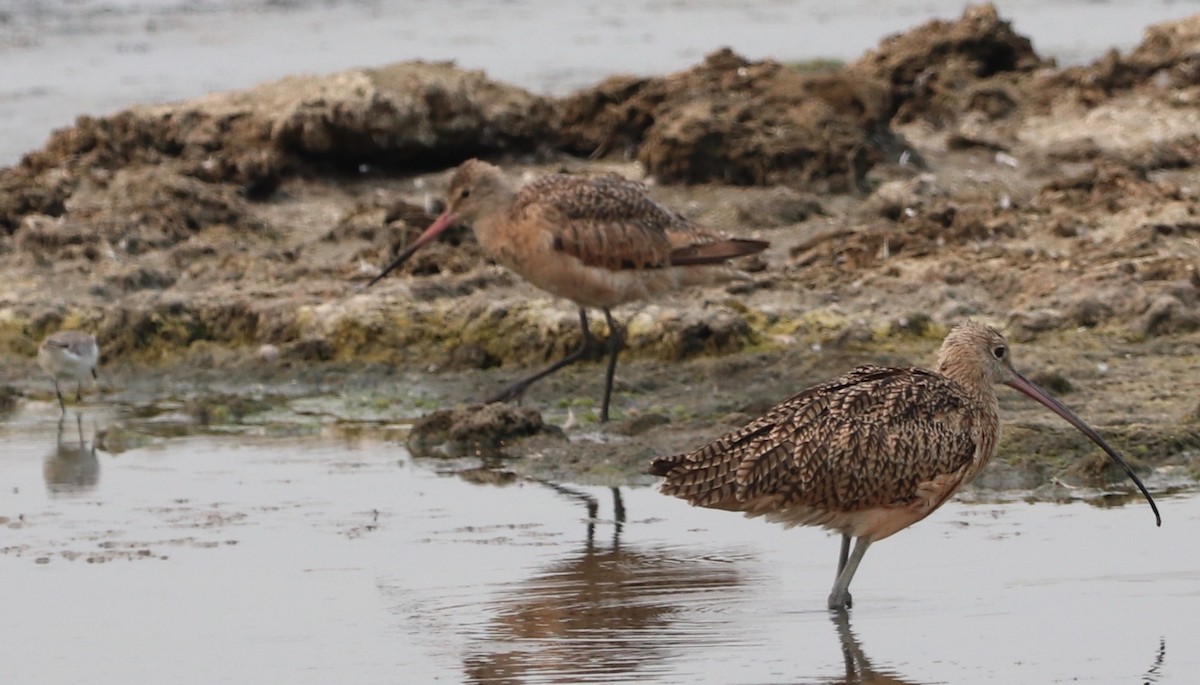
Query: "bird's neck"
469 189 519 252
936 358 1001 479
936 358 1000 413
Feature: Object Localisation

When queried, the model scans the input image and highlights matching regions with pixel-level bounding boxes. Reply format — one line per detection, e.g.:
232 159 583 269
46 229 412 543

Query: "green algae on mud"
2 320 1193 502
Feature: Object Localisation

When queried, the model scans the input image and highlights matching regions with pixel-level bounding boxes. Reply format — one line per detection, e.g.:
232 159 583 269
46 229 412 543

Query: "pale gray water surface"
3 0 1200 165
0 404 1197 683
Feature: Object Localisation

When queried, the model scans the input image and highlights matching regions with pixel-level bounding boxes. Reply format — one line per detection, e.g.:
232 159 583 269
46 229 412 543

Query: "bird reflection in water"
821 616 1166 684
461 482 741 684
44 412 99 494
1143 638 1166 683
824 611 918 685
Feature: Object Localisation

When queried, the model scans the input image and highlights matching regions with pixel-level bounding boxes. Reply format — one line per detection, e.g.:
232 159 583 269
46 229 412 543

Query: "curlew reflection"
44 413 99 494
822 611 920 685
462 483 741 684
1142 637 1166 684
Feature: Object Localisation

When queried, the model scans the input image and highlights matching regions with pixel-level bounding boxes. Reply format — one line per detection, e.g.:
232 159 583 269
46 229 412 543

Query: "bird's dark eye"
992 346 1006 359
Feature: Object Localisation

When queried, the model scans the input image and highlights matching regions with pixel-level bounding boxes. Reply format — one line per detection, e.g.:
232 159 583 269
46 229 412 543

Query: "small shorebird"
368 159 769 422
650 321 1160 610
38 330 100 413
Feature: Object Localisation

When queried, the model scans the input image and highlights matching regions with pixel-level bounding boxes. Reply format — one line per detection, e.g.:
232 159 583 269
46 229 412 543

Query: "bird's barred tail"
648 452 687 477
649 443 744 508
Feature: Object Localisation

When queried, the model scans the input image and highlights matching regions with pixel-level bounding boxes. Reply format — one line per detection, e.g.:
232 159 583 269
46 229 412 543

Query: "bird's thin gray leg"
52 379 66 413
599 308 624 423
828 537 871 611
483 307 597 406
837 534 851 575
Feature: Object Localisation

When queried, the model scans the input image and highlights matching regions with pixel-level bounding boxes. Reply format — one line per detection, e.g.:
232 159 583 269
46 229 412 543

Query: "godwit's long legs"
482 307 597 404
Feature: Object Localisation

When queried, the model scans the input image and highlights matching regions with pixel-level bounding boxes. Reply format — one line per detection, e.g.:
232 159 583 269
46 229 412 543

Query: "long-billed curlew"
37 330 99 413
368 159 769 422
650 321 1161 610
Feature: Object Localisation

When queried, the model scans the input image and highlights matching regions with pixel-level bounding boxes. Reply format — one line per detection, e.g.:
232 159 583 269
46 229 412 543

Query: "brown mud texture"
0 4 1197 491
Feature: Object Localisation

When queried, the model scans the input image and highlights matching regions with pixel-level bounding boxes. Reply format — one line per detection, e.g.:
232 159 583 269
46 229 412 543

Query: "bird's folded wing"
655 366 980 512
516 174 700 270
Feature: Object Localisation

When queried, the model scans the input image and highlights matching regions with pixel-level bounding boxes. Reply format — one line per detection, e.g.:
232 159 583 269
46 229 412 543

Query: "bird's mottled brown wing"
512 173 751 271
652 366 981 513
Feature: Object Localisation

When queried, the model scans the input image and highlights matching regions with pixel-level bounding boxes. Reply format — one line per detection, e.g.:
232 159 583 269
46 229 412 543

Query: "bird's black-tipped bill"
365 211 458 288
1006 372 1161 526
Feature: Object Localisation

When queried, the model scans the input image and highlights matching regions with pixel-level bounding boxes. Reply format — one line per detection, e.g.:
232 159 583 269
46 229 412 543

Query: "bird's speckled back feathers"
509 172 767 271
650 365 986 515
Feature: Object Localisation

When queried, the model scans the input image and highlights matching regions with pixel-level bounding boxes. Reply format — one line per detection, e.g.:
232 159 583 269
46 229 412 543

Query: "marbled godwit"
368 159 769 422
650 321 1160 610
37 330 99 413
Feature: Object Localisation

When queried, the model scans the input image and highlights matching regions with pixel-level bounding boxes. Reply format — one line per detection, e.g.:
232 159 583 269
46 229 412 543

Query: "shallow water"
3 0 1200 165
1 404 1197 683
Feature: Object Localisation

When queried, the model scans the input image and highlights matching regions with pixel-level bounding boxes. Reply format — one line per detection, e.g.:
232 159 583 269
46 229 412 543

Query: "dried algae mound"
0 61 558 233
849 3 1046 124
558 48 899 191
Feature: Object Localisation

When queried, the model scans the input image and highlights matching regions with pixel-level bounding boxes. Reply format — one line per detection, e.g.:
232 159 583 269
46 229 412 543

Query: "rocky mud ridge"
0 5 1196 490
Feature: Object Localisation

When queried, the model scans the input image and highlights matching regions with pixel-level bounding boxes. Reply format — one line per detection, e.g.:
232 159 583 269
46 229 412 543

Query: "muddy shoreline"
1 5 1198 492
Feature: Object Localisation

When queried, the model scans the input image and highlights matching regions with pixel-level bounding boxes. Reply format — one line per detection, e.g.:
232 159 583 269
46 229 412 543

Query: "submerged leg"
483 308 597 406
599 308 624 423
828 536 872 611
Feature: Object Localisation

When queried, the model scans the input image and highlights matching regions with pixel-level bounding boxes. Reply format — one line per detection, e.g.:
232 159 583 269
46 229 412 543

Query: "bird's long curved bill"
1006 372 1161 526
365 211 457 288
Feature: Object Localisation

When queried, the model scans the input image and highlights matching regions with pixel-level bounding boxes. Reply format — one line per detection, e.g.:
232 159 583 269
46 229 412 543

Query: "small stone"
1066 298 1112 328
256 344 280 363
407 404 547 459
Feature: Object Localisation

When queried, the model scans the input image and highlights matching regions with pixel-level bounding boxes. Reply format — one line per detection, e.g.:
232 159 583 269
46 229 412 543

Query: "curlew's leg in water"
829 537 871 610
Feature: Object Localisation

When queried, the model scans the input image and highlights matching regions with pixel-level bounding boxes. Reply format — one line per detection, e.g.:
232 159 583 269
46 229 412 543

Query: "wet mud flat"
0 407 1197 683
2 319 1197 498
